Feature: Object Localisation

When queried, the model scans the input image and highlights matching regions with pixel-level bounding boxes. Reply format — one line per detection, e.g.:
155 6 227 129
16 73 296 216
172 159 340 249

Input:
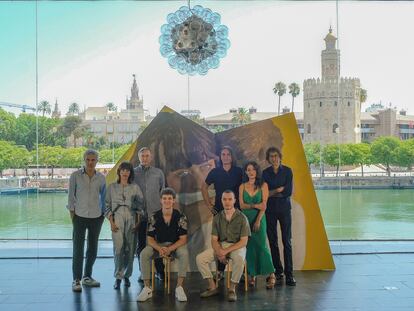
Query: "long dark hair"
117 161 134 184
242 161 263 190
218 145 237 168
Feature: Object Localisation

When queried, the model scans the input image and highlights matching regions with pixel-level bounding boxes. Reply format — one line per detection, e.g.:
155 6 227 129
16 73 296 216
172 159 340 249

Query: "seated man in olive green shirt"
196 190 251 302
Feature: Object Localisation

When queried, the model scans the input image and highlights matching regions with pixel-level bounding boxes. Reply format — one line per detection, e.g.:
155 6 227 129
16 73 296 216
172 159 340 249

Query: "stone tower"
125 74 144 121
51 99 61 119
303 27 361 145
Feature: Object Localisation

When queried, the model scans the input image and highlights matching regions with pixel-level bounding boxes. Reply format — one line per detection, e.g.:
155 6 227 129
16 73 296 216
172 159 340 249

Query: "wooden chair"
215 259 248 291
151 256 172 294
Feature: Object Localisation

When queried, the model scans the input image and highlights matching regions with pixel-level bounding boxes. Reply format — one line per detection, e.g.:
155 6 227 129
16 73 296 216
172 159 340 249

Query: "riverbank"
2 175 414 192
36 175 414 191
313 176 414 189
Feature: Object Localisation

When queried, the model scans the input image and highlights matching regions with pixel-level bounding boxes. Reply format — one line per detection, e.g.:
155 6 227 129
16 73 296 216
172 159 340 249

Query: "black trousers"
136 220 164 275
72 214 104 280
266 208 293 277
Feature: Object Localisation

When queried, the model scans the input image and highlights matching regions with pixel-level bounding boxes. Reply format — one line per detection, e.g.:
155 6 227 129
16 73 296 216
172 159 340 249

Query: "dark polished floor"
0 254 414 311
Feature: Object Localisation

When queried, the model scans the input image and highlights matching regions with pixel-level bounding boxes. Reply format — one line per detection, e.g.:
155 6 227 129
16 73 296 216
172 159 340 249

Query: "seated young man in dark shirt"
136 188 189 302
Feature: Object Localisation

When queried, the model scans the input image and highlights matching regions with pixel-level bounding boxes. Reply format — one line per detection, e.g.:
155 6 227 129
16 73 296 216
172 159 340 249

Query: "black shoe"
276 273 284 281
239 273 246 283
155 272 165 281
114 279 121 290
286 276 296 286
124 277 131 287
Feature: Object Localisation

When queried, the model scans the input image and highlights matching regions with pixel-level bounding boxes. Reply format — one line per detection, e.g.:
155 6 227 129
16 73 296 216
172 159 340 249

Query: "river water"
0 190 413 240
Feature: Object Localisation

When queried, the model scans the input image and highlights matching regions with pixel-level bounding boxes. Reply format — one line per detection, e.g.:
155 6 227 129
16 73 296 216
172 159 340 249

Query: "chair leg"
215 261 218 287
244 261 248 292
167 258 170 294
163 258 167 290
151 259 155 289
227 261 231 289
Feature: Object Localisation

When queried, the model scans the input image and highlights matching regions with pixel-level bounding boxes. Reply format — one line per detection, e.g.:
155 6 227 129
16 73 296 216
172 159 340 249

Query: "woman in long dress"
239 161 276 288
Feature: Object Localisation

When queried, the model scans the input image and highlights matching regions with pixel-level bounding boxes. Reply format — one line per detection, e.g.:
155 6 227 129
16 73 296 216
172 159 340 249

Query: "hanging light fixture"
159 4 230 75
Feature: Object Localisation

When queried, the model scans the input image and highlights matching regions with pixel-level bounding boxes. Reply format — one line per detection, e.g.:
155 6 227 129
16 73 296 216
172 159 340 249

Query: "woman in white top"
105 161 144 289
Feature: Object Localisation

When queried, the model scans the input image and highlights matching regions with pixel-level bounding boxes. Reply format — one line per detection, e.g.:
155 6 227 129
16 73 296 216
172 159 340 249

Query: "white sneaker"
81 277 100 287
72 279 82 292
175 286 187 302
136 286 153 302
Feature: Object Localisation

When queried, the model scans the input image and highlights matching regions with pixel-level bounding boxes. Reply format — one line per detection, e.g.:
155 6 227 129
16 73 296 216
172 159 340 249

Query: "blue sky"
1 1 413 117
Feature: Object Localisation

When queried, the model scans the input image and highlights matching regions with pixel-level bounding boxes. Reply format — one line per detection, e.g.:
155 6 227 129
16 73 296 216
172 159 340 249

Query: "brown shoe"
200 287 219 298
228 290 237 302
266 274 276 289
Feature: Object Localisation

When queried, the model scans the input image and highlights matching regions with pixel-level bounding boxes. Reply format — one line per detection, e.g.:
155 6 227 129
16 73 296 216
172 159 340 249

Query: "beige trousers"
196 242 246 284
140 243 189 281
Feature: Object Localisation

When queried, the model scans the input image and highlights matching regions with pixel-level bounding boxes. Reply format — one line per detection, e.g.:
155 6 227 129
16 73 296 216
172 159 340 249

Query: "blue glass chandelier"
159 5 230 75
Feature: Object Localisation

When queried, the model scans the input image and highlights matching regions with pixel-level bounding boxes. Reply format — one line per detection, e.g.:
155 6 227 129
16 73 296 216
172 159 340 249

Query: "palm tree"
82 129 95 147
68 102 80 115
231 107 251 126
106 102 117 112
288 83 300 112
72 125 89 148
273 82 286 115
38 100 51 117
360 88 367 105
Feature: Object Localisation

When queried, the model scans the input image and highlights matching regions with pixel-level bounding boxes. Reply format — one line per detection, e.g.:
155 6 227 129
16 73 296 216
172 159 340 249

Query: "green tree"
273 82 286 115
81 130 108 150
370 136 400 176
322 144 351 176
0 141 15 177
72 125 89 148
106 102 117 112
288 82 300 112
39 117 65 147
0 107 17 142
360 88 367 104
14 145 31 169
60 116 82 137
304 143 322 167
11 114 64 149
59 116 89 147
68 102 80 115
36 146 64 178
115 144 131 161
340 144 356 167
394 139 414 169
211 125 226 133
231 108 251 126
13 113 37 150
99 148 114 164
60 147 86 168
37 100 51 117
349 143 372 176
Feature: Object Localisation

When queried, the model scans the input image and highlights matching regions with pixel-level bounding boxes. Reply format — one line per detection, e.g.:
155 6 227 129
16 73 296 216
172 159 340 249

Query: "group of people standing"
67 145 295 303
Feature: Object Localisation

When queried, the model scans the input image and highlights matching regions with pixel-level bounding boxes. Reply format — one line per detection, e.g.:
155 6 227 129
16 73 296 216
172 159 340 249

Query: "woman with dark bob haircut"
105 161 144 289
238 161 275 288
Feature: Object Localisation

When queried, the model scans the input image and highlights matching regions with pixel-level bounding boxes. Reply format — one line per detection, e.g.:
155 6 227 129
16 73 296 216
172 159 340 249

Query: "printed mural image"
106 106 334 271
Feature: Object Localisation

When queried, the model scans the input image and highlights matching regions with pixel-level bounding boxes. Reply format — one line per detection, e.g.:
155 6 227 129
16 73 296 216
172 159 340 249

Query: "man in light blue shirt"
67 149 106 292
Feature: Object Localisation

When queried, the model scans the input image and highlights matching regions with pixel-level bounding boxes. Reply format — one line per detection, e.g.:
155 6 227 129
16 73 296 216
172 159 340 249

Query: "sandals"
266 274 276 289
248 276 256 287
